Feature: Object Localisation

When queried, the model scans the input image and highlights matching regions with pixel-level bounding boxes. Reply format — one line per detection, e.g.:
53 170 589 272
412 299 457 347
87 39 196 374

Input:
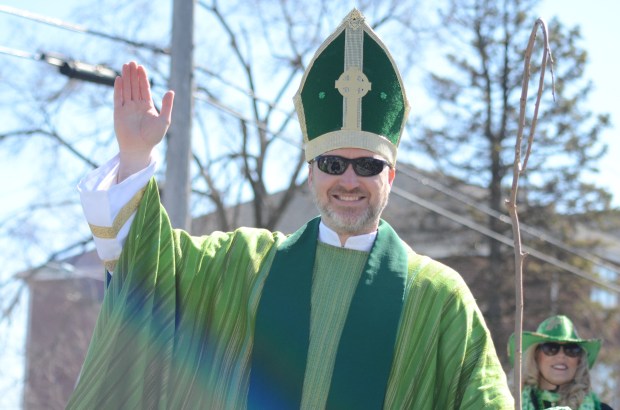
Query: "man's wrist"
118 150 153 182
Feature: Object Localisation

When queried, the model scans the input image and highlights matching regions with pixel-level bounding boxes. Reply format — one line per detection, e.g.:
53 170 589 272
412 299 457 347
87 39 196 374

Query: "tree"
406 0 616 363
0 2 427 402
187 0 426 231
0 0 426 382
0 0 427 280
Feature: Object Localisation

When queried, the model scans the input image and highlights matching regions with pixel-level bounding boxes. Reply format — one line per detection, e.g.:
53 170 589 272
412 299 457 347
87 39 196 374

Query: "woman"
508 315 613 410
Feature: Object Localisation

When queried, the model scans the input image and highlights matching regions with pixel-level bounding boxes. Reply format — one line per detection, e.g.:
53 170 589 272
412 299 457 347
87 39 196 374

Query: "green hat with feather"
294 9 409 167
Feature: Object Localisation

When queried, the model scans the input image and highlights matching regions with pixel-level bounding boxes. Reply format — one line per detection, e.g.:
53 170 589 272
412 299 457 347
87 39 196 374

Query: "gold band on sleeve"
104 259 118 273
88 186 146 240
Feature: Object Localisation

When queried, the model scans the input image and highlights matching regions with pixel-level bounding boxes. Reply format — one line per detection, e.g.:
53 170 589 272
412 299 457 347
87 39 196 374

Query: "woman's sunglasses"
538 342 583 358
313 155 389 177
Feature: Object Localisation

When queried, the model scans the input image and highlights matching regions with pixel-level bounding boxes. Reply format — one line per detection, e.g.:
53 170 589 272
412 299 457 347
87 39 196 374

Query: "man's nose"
338 164 360 188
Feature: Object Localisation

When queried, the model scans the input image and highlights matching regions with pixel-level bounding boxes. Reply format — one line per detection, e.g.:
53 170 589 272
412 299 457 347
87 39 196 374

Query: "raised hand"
114 61 174 181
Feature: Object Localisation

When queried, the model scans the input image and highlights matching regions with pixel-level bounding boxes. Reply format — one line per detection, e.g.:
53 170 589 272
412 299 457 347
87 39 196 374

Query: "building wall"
23 276 103 410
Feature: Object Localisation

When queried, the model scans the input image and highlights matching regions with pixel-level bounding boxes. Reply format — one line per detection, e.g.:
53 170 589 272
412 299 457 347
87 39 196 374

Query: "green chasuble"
67 179 514 409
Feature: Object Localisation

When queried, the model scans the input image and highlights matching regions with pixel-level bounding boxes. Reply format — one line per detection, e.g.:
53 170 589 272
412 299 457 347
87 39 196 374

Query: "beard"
311 186 389 236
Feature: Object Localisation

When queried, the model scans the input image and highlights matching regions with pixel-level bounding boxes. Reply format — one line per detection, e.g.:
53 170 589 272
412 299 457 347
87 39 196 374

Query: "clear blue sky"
538 0 620 205
1 0 618 407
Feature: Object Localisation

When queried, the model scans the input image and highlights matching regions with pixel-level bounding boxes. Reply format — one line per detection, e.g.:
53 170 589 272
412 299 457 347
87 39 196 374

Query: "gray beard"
311 189 388 236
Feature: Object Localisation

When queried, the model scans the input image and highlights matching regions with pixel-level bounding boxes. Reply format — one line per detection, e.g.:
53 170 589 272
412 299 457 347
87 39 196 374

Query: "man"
69 9 513 409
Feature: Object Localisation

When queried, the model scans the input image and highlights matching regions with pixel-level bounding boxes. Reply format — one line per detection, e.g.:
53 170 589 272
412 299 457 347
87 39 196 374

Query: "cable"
397 163 620 276
1 6 295 117
192 87 300 148
195 66 293 117
0 17 620 293
168 83 620 292
192 91 620 292
0 5 167 54
0 45 118 86
391 186 620 293
0 44 38 60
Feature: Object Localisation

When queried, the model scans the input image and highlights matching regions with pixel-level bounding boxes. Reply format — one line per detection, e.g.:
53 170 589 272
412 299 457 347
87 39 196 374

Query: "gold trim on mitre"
305 130 397 167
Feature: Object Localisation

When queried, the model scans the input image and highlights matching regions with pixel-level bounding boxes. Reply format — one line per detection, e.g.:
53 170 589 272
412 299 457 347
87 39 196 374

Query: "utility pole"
163 0 196 229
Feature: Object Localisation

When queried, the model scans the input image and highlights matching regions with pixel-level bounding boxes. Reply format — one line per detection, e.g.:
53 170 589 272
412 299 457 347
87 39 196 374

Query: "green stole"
248 217 408 409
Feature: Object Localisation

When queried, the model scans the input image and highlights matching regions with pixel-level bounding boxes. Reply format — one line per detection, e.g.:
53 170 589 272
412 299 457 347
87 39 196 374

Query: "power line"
391 186 620 293
195 65 294 118
193 87 300 148
1 5 296 118
1 4 295 114
397 163 620 276
1 5 294 116
0 45 118 87
191 91 620 292
0 5 168 54
2 15 617 291
168 83 620 292
0 44 37 60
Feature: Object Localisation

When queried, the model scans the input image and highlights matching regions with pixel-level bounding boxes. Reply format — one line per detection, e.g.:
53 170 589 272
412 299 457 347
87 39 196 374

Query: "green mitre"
294 9 410 167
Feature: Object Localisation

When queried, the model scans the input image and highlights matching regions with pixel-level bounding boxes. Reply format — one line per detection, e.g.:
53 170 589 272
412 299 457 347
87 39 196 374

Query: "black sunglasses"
313 155 389 177
538 342 583 358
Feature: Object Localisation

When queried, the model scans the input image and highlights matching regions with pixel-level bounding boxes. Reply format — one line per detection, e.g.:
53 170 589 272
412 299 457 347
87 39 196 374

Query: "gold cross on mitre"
335 9 372 131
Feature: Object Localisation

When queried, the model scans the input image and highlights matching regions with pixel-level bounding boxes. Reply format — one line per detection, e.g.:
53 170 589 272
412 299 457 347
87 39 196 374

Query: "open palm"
114 62 174 158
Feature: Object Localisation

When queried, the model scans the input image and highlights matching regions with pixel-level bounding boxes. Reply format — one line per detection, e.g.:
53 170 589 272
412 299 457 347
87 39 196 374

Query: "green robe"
67 179 514 409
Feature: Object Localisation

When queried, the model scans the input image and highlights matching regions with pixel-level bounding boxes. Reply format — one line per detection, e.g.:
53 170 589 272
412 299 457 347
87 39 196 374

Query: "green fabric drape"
248 217 408 409
68 178 514 409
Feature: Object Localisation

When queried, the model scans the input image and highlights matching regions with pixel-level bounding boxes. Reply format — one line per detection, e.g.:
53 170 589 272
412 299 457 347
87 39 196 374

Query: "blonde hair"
522 344 591 409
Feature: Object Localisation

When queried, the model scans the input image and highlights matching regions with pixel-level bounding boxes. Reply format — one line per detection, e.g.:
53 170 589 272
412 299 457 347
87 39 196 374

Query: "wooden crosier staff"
506 18 555 409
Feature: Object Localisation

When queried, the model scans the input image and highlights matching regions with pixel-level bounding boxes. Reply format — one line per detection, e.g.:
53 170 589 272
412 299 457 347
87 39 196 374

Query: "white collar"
318 221 376 252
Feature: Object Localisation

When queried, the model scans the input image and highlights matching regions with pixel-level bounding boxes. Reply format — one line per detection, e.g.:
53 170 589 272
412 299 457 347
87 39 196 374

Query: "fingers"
160 90 175 125
118 62 171 121
137 65 151 102
121 63 131 105
113 76 122 109
129 62 140 101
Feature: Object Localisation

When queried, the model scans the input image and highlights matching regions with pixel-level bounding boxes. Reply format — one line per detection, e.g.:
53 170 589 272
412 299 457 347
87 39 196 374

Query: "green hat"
508 315 602 369
294 8 409 167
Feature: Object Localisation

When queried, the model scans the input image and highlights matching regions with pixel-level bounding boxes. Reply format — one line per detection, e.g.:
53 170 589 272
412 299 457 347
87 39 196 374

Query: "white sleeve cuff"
78 154 157 267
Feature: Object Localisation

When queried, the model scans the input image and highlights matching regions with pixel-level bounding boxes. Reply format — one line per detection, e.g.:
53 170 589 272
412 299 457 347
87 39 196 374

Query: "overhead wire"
195 65 294 118
0 5 167 54
2 4 619 293
186 96 620 293
0 5 295 119
391 187 620 293
191 88 620 293
0 44 38 61
0 45 118 86
191 86 300 148
397 163 620 276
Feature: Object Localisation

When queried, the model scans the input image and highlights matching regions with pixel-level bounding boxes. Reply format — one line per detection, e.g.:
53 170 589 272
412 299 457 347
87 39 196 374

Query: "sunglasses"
538 342 583 358
313 155 389 177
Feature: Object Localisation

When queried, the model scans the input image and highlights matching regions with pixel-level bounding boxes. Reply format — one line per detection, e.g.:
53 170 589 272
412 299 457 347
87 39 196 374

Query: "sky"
0 0 619 408
537 0 620 204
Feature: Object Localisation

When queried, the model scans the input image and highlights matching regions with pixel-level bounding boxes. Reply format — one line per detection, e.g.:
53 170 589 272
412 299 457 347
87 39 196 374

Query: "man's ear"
388 167 396 186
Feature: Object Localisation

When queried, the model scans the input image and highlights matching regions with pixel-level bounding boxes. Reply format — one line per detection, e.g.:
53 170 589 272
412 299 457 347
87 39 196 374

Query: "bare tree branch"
0 128 99 168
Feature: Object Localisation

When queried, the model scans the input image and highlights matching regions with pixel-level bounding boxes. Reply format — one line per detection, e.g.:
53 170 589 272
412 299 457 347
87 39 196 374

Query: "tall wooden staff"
506 18 555 409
